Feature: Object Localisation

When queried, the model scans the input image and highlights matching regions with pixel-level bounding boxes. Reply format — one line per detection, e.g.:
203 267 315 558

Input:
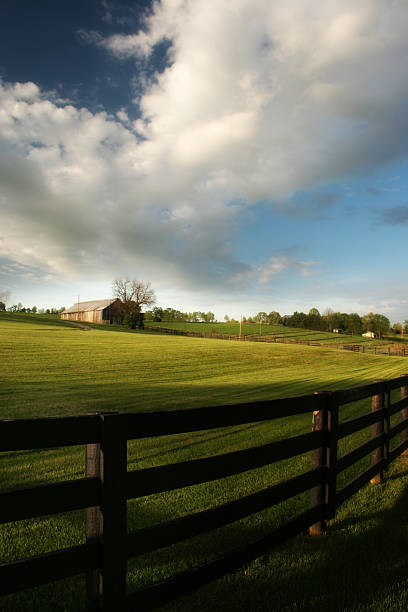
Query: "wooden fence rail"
1 374 408 610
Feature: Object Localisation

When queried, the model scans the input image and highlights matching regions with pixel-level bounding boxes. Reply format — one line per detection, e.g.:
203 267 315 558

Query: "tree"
254 312 268 323
392 322 402 335
112 278 156 317
0 302 5 312
308 308 320 316
268 311 282 325
345 313 362 335
362 312 390 338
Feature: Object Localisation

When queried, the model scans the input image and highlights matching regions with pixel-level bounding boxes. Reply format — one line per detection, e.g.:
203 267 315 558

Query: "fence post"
86 413 128 611
309 393 328 536
370 382 385 484
384 382 390 470
400 374 408 453
326 394 338 522
86 435 102 609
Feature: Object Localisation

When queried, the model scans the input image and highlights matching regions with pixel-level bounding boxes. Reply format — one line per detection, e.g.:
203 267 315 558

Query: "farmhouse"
61 299 123 325
362 331 376 338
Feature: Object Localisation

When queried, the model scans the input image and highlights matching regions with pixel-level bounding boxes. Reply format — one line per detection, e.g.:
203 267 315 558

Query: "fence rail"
1 375 408 610
144 325 408 356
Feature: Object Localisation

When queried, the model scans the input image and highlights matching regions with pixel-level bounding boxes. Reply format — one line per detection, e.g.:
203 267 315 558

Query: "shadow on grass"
3 458 408 612
153 459 408 612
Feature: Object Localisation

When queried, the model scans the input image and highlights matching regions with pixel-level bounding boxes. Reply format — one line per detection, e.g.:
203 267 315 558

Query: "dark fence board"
0 415 100 451
336 436 384 474
126 468 326 558
388 439 408 463
126 504 325 611
126 430 326 499
389 396 408 416
336 459 386 507
125 394 325 439
333 381 385 406
0 477 101 524
389 417 408 440
337 410 383 440
386 375 408 390
0 542 99 597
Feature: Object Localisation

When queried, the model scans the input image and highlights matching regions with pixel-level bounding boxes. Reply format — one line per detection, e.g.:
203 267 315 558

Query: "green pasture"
145 320 398 345
1 313 408 611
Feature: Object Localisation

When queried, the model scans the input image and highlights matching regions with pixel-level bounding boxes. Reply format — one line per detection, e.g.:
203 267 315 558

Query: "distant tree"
392 322 402 335
268 311 282 325
152 306 163 321
254 312 268 323
112 278 156 317
286 311 307 328
362 312 390 338
0 302 5 312
8 303 23 312
224 314 230 322
344 313 362 335
199 312 215 322
308 308 320 316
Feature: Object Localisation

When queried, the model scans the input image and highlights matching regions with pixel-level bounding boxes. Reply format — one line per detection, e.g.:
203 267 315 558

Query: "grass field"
144 320 401 346
1 312 408 611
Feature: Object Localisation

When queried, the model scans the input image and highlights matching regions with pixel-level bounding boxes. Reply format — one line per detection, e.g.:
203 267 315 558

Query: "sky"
1 0 408 321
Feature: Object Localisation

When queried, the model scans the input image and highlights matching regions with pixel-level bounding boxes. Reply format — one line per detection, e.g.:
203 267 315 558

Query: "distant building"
332 328 343 334
61 299 123 325
362 331 376 339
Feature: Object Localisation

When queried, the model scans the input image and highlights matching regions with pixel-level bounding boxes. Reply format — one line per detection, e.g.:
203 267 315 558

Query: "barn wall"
60 301 123 324
60 311 108 323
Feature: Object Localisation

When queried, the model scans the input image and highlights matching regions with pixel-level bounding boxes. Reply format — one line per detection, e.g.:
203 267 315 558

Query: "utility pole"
239 316 242 339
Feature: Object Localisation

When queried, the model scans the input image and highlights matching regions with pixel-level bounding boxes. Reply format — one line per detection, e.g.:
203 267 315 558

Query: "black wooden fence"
1 374 408 610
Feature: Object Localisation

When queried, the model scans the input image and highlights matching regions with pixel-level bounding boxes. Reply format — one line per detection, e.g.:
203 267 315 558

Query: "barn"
61 299 123 325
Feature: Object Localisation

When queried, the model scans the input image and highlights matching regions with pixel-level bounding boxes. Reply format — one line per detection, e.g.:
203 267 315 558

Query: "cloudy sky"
1 0 408 321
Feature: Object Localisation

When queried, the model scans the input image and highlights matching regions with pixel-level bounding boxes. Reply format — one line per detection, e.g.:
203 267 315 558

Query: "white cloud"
1 0 408 297
257 255 319 284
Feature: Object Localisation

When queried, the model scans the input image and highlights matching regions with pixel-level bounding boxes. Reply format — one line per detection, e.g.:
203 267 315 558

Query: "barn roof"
64 299 118 313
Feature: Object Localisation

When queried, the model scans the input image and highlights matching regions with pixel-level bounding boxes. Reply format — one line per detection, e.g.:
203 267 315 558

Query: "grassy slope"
1 313 408 611
145 320 400 345
1 313 406 419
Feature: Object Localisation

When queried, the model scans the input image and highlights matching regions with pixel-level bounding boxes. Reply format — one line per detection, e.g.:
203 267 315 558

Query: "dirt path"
61 320 92 331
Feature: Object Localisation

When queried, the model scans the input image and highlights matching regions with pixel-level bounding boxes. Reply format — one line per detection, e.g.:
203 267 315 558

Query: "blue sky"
1 0 408 321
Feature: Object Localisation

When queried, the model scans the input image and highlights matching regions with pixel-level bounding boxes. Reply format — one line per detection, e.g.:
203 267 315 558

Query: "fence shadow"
155 459 408 611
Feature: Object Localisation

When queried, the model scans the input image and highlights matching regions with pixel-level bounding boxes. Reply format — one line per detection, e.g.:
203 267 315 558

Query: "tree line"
0 302 65 314
144 307 216 323
235 308 407 339
145 305 406 339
